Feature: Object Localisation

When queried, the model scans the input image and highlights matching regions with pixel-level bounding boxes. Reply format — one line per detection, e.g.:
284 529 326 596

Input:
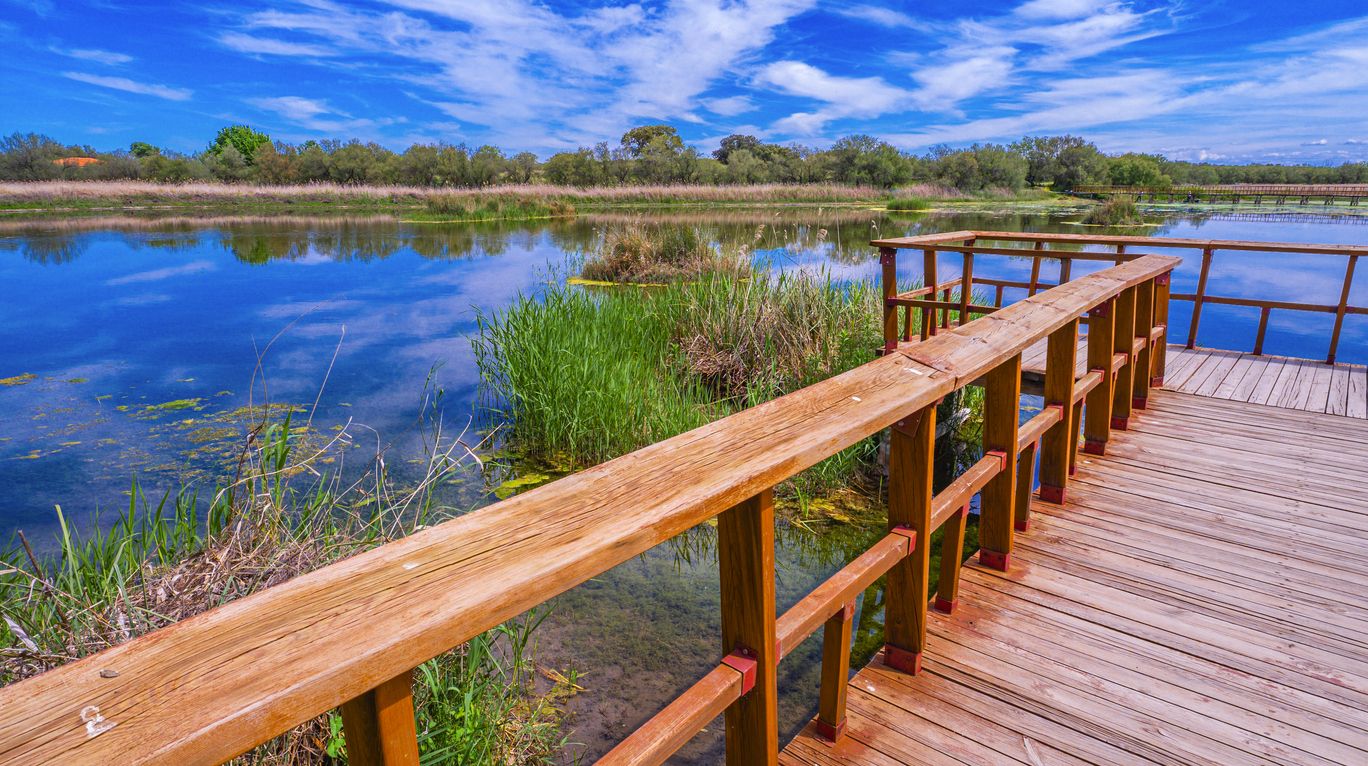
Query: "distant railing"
1076 184 1368 206
0 241 1177 765
872 230 1366 364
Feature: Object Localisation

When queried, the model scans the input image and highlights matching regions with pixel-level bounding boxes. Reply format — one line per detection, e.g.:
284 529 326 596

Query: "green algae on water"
1 373 37 387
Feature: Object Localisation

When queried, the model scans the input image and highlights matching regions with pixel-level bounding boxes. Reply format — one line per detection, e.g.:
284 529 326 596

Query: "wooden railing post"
718 489 778 766
1153 272 1171 386
1110 286 1138 430
935 505 970 611
1132 278 1155 410
978 355 1022 572
880 247 898 354
1014 442 1038 531
815 601 854 742
339 671 420 766
958 252 974 326
1028 241 1044 296
1038 319 1079 505
1084 299 1116 455
885 406 935 674
1187 247 1214 348
1328 254 1358 364
922 249 938 339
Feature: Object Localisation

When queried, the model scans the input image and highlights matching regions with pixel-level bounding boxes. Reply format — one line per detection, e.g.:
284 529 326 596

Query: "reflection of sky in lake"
2 211 1365 544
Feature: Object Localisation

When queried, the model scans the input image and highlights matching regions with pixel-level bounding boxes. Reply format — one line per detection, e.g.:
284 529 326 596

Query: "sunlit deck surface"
781 387 1368 766
1019 342 1367 419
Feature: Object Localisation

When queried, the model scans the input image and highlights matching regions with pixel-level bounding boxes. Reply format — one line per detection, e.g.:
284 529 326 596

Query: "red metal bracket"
1132 396 1148 410
815 716 847 743
1014 518 1031 532
891 411 924 436
1089 299 1113 318
883 644 922 675
890 525 917 554
1083 439 1106 456
979 549 1010 572
933 596 957 614
1156 272 1172 286
721 650 758 696
837 601 856 621
1151 375 1165 388
879 248 897 267
1110 416 1129 430
987 449 1009 472
1038 484 1066 505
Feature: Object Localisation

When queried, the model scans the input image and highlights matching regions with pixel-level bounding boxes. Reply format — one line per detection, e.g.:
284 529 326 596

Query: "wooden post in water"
1110 286 1138 430
885 406 935 674
1038 319 1079 505
339 671 421 766
880 247 898 354
978 355 1021 572
1152 272 1171 386
1132 279 1155 410
814 601 854 742
1084 298 1116 455
718 490 778 766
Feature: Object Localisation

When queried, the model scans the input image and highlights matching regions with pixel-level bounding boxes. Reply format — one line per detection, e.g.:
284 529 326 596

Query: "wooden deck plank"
784 389 1368 766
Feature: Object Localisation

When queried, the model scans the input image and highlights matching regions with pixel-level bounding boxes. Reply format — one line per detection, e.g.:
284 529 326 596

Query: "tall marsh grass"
473 272 890 498
579 224 750 283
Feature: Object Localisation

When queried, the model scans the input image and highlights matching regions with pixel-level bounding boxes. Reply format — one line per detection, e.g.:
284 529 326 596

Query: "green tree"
1053 143 1108 191
469 145 507 186
206 145 251 182
1108 153 1171 188
129 141 161 158
296 142 331 183
209 125 272 166
620 125 683 158
509 151 539 183
544 149 603 187
253 143 298 184
713 134 762 163
828 135 912 187
0 133 65 180
1011 135 1095 187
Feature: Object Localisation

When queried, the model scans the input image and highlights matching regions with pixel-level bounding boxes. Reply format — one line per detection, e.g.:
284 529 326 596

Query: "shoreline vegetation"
0 407 577 764
0 179 1067 221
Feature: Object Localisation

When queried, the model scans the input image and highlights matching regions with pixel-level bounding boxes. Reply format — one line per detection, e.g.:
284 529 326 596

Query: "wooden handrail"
875 230 1365 363
0 250 1179 766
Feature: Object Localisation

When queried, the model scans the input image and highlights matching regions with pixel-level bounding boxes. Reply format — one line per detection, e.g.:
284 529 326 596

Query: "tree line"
3 126 1366 193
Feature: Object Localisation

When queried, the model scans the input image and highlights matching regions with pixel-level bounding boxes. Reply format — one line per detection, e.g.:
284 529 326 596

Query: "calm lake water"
1 207 1364 761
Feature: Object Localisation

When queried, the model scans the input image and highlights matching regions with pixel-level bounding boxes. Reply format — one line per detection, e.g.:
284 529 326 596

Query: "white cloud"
63 48 133 65
1014 0 1110 21
911 48 1016 108
1302 139 1329 146
702 96 756 117
250 95 395 136
62 72 191 101
250 96 330 122
760 60 910 132
218 32 337 57
836 5 918 29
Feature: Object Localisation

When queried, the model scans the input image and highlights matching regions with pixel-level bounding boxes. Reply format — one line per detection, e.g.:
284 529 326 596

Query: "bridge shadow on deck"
782 388 1368 766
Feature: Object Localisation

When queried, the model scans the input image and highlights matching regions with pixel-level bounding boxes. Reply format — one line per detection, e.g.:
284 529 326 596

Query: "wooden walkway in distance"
781 388 1368 766
1019 340 1368 419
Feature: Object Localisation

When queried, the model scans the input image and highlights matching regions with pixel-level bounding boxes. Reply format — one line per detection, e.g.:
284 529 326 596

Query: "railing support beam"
1084 299 1116 455
1153 272 1171 386
815 601 854 742
880 247 898 354
1039 319 1079 504
1133 279 1156 410
885 406 936 674
1110 287 1138 430
979 355 1022 572
935 505 970 612
718 489 779 766
339 671 420 766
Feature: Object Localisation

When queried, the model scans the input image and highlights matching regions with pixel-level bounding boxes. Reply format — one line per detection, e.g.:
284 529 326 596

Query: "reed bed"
473 271 890 499
0 180 890 206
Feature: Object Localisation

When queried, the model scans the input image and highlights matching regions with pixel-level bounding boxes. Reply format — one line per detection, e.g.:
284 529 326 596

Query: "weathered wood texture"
782 388 1368 766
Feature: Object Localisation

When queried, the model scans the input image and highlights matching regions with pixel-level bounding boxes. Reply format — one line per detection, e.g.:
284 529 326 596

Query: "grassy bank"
0 413 573 764
0 180 1071 221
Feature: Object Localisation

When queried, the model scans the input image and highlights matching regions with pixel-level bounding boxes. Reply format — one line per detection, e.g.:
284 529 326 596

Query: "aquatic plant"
0 410 573 765
579 224 750 284
473 271 891 499
885 197 931 212
1084 197 1144 225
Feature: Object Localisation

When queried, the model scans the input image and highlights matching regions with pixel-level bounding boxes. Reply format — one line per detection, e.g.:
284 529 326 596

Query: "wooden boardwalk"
1020 341 1368 419
781 388 1368 766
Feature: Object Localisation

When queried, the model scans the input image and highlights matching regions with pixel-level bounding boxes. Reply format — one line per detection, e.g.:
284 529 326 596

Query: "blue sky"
3 0 1367 163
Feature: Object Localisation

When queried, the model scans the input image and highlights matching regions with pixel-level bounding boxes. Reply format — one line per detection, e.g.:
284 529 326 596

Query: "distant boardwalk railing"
0 231 1177 765
878 231 1365 364
1076 183 1368 205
